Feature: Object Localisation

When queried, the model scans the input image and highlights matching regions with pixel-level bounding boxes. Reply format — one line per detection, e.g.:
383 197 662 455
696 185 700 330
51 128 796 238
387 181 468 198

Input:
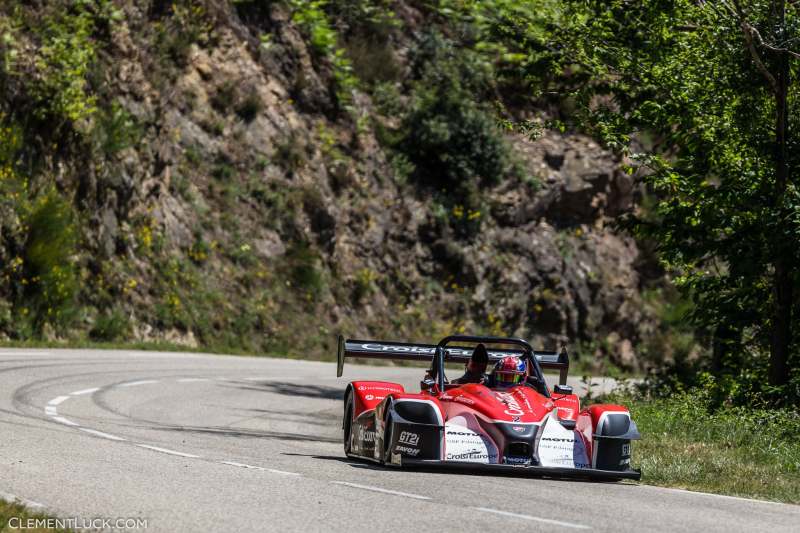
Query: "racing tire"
382 410 394 464
343 391 354 455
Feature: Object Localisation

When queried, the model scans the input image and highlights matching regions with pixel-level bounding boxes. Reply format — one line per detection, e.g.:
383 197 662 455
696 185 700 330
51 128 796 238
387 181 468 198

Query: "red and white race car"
337 334 641 480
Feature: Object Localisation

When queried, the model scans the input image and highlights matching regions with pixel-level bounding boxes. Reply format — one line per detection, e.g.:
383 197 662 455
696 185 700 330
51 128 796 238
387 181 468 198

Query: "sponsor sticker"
357 385 401 392
446 450 498 461
537 417 589 468
541 437 574 443
361 344 435 354
357 426 376 443
398 431 419 446
504 456 529 465
495 391 525 416
446 430 476 436
394 445 420 456
444 423 499 464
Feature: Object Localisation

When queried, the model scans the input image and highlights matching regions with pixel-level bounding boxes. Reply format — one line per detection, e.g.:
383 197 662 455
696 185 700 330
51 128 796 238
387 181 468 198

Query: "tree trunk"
771 261 791 386
769 0 792 388
712 323 738 375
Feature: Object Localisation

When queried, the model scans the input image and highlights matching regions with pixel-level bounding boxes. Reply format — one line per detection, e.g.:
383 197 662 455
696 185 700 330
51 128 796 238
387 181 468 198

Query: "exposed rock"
253 231 286 259
0 1 661 370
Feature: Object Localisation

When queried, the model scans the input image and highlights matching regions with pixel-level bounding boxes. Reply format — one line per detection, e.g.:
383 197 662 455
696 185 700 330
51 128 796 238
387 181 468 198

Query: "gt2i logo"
398 431 419 446
621 443 631 456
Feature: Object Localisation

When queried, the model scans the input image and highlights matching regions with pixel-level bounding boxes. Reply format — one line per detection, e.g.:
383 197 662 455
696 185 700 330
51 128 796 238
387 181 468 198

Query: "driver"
491 356 527 388
451 343 489 384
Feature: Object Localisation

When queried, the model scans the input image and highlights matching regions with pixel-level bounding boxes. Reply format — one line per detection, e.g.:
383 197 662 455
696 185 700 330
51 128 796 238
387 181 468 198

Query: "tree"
553 1 800 402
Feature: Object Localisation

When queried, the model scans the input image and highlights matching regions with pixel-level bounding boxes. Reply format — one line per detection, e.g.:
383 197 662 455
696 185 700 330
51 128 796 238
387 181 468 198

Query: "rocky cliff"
0 1 661 369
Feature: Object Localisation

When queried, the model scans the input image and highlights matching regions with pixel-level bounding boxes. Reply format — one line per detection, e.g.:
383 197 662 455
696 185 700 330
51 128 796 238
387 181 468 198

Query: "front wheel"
382 411 394 464
343 392 354 455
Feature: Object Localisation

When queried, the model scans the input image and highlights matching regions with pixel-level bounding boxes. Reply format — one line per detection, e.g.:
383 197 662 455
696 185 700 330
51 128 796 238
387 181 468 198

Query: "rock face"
0 1 659 369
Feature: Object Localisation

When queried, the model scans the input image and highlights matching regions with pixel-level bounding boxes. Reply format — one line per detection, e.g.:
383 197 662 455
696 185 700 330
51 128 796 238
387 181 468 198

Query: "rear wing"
336 335 570 384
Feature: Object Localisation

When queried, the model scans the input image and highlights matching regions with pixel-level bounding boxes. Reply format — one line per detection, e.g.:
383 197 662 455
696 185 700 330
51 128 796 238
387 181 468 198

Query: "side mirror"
553 384 573 395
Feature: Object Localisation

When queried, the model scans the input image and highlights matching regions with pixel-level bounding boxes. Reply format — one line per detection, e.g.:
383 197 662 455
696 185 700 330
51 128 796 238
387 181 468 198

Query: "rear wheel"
343 392 354 455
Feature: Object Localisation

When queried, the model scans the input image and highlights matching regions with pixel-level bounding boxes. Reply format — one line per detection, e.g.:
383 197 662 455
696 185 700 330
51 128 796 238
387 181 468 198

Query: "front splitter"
399 458 642 481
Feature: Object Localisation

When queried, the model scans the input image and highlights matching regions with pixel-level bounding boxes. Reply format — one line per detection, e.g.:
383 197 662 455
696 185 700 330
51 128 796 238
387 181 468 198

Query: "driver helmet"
493 356 526 388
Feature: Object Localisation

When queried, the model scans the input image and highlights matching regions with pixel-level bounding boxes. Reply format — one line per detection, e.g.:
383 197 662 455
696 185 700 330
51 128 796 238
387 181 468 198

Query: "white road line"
637 484 787 506
267 468 301 476
331 481 431 500
220 461 301 476
119 380 159 387
473 507 591 530
0 351 51 356
48 395 70 406
136 444 200 458
78 428 127 441
52 416 79 427
0 491 45 509
44 406 58 416
221 461 266 471
177 378 210 383
70 387 99 396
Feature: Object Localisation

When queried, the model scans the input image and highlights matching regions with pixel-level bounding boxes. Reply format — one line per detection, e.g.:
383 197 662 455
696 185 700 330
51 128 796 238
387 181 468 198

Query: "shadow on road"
221 381 344 400
282 453 387 471
155 425 340 443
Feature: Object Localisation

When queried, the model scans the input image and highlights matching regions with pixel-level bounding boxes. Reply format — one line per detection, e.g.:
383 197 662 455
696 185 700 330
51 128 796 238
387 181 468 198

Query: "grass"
606 391 800 503
0 499 71 533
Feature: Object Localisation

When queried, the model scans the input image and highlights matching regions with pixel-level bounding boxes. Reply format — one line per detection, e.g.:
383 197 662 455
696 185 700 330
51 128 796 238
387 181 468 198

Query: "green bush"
284 241 324 296
93 101 141 155
21 189 79 331
352 267 377 302
287 0 358 108
154 1 212 68
90 309 131 341
401 85 512 191
236 93 263 122
396 34 514 194
274 132 307 175
31 2 99 123
345 33 400 86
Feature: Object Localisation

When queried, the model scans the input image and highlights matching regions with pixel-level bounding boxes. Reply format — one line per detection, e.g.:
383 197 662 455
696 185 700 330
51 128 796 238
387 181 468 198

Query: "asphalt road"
1 348 797 532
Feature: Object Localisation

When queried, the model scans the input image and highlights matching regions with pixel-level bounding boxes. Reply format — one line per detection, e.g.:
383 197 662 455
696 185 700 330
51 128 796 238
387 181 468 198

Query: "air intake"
507 442 531 457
